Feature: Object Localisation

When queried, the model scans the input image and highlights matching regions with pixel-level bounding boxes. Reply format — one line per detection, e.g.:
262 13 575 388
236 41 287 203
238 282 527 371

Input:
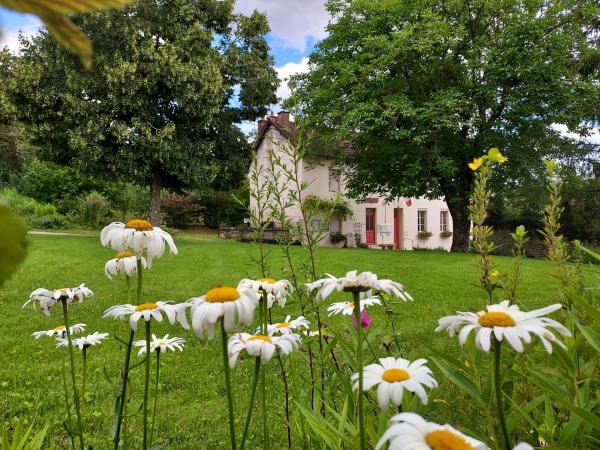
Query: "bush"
417 230 433 239
76 191 113 229
162 190 203 228
18 160 97 209
102 182 148 221
198 186 248 228
0 188 67 229
329 232 346 243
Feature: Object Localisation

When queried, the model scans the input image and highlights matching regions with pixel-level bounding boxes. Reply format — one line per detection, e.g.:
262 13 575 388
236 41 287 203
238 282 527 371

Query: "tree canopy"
290 0 600 251
12 0 278 224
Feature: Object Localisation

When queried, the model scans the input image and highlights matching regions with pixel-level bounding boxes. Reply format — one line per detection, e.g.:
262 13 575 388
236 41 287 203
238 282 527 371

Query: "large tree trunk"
149 173 161 226
440 168 473 253
448 199 471 252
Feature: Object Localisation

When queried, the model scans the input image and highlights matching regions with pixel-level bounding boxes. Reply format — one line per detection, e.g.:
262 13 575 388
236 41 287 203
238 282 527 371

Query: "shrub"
197 186 247 228
440 230 453 238
162 190 203 228
0 188 67 229
76 191 113 229
329 232 346 243
417 230 432 239
18 160 96 208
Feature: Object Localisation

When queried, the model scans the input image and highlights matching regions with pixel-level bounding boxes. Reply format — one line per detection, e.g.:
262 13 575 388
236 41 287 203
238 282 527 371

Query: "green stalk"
221 319 237 450
61 300 85 450
113 329 135 450
82 346 87 403
492 337 511 450
136 258 143 305
352 291 366 450
143 321 151 450
276 350 292 449
259 293 270 450
61 358 75 446
240 357 261 450
150 350 160 448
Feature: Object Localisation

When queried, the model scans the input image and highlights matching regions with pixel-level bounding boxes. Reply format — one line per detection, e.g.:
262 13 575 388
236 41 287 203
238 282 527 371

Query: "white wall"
250 128 454 251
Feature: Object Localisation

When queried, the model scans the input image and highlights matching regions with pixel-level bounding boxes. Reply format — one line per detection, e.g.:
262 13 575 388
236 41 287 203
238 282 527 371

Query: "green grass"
0 233 570 449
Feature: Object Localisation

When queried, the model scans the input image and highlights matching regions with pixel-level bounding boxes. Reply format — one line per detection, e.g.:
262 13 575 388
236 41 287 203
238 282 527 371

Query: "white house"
251 112 453 250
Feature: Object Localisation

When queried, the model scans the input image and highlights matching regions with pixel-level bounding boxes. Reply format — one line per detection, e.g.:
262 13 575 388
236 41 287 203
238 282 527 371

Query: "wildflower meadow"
1 148 597 450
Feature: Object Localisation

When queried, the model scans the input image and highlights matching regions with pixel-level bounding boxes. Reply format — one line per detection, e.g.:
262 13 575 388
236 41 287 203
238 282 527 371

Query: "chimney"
277 111 290 126
257 118 267 136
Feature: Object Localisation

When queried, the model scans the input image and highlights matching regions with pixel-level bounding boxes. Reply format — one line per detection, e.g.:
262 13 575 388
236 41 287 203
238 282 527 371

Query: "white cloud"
234 0 329 52
275 57 309 100
0 16 42 53
552 123 600 145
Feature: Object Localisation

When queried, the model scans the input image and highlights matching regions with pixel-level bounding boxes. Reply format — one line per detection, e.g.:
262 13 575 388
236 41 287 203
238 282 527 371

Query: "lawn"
0 232 568 449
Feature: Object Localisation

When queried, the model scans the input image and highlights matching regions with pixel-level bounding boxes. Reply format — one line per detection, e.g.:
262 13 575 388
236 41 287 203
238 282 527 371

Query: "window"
329 219 340 233
328 167 341 192
311 218 322 231
440 210 448 231
417 210 427 232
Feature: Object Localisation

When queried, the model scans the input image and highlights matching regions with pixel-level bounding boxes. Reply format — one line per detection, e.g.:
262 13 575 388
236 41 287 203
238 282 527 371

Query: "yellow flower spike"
468 157 484 171
487 147 507 164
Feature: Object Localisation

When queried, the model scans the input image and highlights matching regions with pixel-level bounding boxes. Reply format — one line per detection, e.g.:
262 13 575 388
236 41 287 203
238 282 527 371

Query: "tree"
13 0 277 224
290 0 600 251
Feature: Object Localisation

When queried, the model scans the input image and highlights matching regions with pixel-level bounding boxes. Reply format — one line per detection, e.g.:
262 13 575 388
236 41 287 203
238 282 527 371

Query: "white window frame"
440 210 448 232
417 210 427 232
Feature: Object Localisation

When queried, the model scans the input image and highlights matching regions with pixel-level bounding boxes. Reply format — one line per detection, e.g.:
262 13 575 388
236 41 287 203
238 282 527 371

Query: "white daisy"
32 323 86 340
306 270 412 301
100 219 177 268
57 332 109 350
352 357 438 411
435 300 570 353
105 251 147 279
187 286 258 339
266 315 310 335
103 301 190 332
238 277 292 308
133 334 185 356
302 330 320 338
228 332 300 367
375 412 489 450
327 296 381 316
512 444 534 450
24 284 94 315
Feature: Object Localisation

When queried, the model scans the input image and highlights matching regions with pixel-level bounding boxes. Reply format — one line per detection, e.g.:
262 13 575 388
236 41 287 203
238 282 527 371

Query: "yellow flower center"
248 335 272 343
158 340 166 346
116 251 135 259
346 302 354 309
479 311 515 328
126 219 153 231
205 287 240 303
54 326 66 331
425 430 474 450
276 322 290 329
382 368 410 383
135 303 158 312
256 277 276 284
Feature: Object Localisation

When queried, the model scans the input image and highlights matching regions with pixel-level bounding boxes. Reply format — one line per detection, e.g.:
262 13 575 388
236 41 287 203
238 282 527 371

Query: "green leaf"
430 357 484 407
575 321 600 353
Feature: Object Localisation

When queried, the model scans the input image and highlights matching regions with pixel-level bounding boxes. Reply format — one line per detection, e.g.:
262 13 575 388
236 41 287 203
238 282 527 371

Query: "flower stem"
221 319 237 450
82 346 87 403
114 329 135 450
61 358 75 446
143 321 151 450
261 361 270 450
61 300 85 450
276 350 292 449
136 258 143 305
492 337 511 450
353 291 366 450
240 357 261 450
150 350 160 448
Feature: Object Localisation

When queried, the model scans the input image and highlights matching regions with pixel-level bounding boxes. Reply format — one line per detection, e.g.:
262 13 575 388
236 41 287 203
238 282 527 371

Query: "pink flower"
352 310 372 329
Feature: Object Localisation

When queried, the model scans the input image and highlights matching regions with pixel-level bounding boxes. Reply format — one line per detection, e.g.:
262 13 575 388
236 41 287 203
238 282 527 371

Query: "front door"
393 208 403 249
365 208 376 245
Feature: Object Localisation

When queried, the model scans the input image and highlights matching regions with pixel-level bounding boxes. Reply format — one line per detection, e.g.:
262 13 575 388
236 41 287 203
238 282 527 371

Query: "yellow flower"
490 270 500 278
487 148 507 164
468 157 484 171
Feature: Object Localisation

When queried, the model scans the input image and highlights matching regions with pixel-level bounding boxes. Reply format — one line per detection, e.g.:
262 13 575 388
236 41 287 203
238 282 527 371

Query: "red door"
365 208 376 245
393 208 403 249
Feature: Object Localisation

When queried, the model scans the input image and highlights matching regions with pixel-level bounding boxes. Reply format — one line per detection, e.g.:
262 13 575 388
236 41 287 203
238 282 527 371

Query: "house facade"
251 112 453 251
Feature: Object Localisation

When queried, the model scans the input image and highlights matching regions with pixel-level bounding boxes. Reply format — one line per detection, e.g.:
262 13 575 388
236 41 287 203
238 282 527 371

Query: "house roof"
254 111 351 158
